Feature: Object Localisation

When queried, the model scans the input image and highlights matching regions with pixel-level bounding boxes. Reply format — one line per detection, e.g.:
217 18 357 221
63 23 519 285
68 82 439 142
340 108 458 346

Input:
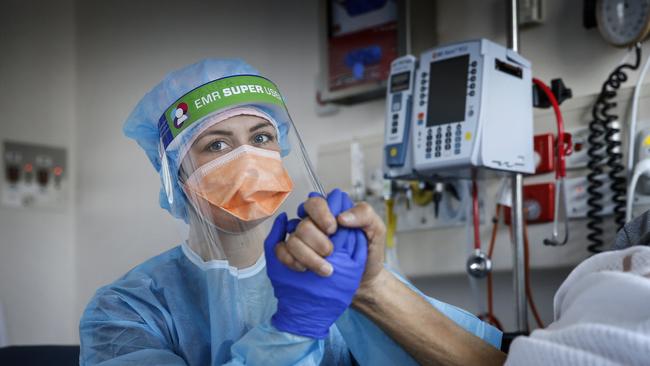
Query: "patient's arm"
352 268 507 366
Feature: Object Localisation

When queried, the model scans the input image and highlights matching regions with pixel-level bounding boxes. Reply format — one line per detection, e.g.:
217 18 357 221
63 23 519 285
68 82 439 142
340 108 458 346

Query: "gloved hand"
264 189 368 339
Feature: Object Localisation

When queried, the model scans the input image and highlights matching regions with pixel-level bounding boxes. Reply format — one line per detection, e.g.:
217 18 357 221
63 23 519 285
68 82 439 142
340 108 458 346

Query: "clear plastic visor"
159 80 322 268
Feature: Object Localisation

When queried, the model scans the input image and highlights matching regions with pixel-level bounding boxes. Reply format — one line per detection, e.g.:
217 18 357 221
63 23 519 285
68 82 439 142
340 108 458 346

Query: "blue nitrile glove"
265 189 368 339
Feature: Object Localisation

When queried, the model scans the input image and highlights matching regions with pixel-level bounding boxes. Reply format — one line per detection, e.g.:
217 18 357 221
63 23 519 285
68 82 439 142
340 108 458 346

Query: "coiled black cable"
586 45 641 254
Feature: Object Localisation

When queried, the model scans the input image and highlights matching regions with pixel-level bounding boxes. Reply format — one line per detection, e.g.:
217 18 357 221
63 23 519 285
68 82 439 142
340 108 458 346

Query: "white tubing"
627 49 650 181
626 159 650 222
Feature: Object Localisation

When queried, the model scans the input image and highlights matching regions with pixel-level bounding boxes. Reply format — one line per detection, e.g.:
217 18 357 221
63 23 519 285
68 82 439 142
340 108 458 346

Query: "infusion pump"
383 39 534 180
384 55 417 179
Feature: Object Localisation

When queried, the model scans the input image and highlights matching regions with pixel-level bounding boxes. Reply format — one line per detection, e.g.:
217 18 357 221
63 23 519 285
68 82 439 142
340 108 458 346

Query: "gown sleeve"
227 321 325 365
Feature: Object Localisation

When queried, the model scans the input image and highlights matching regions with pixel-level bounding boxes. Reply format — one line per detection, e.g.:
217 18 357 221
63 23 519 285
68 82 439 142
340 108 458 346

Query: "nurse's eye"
252 133 273 145
207 140 229 152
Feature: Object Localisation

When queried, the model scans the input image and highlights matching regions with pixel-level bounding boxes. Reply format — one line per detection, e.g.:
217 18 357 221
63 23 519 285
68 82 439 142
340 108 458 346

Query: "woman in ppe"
79 59 502 365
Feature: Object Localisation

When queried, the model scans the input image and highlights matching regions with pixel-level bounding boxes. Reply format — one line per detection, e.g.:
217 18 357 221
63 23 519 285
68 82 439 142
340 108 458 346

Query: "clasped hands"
264 189 388 339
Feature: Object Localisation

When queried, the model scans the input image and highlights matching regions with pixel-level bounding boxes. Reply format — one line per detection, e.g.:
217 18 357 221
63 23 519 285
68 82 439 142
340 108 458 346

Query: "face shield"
158 75 323 267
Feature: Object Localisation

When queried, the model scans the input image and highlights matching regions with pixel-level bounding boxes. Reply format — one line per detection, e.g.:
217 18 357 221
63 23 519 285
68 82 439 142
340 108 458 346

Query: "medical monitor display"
390 71 410 93
426 55 469 127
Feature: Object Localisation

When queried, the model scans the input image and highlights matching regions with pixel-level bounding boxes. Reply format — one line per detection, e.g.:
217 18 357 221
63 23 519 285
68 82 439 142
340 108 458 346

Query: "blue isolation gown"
79 243 501 365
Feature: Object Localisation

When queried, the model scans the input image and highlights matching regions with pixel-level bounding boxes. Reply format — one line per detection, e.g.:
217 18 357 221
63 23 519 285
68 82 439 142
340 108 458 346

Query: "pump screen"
426 55 469 127
390 72 410 93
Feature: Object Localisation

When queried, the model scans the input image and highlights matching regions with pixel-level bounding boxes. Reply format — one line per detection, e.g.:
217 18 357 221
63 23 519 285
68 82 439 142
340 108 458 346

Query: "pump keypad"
391 113 398 134
414 53 480 162
455 124 462 154
468 61 477 98
419 72 427 106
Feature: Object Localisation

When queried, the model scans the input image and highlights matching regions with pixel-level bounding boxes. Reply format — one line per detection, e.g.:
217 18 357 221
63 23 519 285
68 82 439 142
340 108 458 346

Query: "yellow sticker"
643 135 650 147
465 132 472 141
390 147 398 157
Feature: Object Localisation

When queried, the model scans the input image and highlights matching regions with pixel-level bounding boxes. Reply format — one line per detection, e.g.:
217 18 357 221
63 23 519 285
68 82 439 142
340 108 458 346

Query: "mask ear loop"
159 140 174 206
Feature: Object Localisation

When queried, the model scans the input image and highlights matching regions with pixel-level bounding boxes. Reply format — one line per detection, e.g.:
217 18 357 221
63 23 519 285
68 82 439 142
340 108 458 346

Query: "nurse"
79 59 501 365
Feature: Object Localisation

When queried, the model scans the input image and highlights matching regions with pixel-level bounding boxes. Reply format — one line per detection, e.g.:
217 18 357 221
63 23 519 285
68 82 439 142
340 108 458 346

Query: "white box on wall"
2 141 68 210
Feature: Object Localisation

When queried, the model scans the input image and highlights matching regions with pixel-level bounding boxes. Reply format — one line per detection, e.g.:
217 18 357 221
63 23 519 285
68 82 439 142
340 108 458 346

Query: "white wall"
2 0 650 344
0 0 77 344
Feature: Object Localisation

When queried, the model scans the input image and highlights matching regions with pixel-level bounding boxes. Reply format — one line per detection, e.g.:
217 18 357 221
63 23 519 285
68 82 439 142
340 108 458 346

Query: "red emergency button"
418 112 424 120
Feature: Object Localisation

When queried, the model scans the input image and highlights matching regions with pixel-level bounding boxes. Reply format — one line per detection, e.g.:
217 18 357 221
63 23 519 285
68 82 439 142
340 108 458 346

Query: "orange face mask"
184 145 294 222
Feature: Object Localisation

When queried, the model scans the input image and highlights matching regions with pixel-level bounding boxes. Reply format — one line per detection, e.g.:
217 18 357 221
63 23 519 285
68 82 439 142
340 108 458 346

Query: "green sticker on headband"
162 75 286 139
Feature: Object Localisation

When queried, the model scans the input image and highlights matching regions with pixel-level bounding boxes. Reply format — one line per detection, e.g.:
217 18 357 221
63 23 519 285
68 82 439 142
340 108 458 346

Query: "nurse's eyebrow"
200 129 233 136
249 122 273 132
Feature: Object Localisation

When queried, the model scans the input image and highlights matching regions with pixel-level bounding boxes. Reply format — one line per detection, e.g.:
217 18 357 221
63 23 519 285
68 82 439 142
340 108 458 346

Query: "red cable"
523 220 545 329
485 204 503 330
532 78 568 179
505 206 545 329
472 178 481 250
488 205 500 259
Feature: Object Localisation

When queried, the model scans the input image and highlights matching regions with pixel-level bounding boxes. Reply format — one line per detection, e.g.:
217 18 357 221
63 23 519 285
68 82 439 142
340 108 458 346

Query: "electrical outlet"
564 174 616 218
503 182 555 224
533 133 555 174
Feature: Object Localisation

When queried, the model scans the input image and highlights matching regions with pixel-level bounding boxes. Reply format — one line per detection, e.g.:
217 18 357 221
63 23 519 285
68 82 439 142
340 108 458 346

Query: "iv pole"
507 0 529 333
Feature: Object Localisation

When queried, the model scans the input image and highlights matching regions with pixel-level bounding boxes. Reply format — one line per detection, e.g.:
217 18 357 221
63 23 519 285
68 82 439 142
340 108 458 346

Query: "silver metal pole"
511 174 528 332
506 0 519 52
507 0 528 333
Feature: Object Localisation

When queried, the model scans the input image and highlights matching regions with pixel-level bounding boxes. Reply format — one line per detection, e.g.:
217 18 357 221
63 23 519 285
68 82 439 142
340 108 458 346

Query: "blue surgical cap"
123 59 291 221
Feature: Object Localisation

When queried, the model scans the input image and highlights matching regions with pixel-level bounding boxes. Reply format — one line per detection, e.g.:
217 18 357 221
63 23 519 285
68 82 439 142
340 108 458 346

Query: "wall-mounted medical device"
384 55 417 179
413 39 534 178
383 38 535 180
